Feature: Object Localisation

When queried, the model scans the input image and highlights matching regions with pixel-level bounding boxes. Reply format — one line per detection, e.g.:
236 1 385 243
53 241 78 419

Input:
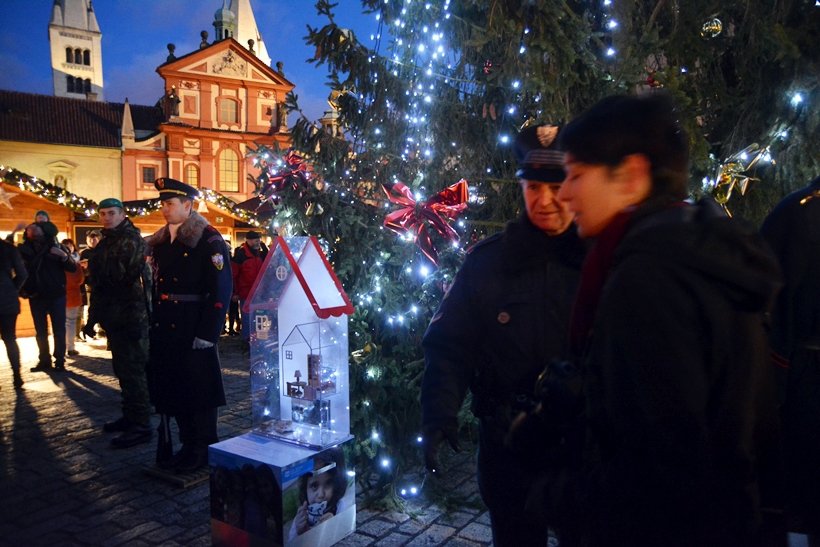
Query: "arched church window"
83 49 90 66
84 79 91 93
65 48 73 64
66 75 75 93
218 149 239 192
74 48 82 63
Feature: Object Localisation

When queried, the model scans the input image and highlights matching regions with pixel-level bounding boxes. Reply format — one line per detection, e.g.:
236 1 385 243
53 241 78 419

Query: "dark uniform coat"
146 211 232 415
761 176 820 535
576 200 782 547
421 214 585 545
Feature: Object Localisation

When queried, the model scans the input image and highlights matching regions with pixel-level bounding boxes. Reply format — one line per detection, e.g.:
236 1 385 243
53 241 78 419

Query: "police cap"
514 124 565 183
154 177 199 201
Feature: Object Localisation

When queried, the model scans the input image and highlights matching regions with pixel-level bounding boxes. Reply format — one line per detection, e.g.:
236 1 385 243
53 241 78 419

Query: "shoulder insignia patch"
211 253 224 270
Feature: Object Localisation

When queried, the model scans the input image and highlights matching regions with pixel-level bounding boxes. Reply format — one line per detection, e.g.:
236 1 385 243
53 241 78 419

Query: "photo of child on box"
286 447 348 541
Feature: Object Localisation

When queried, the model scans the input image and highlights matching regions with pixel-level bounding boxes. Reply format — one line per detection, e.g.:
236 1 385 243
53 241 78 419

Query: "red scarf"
569 210 635 356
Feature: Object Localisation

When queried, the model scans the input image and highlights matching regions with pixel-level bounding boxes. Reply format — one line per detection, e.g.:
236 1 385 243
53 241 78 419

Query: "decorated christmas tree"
247 0 818 503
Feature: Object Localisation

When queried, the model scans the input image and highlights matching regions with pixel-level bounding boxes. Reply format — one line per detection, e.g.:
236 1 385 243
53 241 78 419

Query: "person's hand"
422 426 460 475
192 337 214 349
294 501 309 534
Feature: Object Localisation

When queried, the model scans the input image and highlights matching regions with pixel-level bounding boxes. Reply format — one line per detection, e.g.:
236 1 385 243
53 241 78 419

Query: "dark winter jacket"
761 175 820 358
18 233 77 300
145 211 232 414
576 199 782 547
232 241 267 301
87 217 150 336
421 214 585 441
0 240 27 315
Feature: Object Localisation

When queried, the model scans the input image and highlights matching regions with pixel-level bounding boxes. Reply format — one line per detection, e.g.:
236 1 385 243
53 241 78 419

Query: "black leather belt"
159 293 204 302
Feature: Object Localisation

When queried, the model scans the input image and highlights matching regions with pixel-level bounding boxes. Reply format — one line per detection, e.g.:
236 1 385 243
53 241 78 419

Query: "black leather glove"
422 426 460 475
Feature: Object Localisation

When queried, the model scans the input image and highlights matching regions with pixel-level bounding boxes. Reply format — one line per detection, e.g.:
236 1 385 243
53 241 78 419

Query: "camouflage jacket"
88 217 151 333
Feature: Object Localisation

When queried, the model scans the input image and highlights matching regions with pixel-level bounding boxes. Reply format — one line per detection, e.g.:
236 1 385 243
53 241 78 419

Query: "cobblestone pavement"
0 335 493 546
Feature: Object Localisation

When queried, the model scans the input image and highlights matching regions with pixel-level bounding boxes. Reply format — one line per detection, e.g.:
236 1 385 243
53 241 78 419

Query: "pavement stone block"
334 531 378 546
436 511 474 528
405 523 457 546
374 532 413 546
357 517 398 538
457 522 493 543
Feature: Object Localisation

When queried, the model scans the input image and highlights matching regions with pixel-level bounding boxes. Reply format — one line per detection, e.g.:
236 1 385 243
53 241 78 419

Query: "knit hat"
245 231 261 240
514 124 565 183
35 210 50 221
37 221 59 240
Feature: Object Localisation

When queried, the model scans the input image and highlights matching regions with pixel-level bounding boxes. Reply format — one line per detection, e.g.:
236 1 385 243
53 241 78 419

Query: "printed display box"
245 236 354 449
210 434 356 547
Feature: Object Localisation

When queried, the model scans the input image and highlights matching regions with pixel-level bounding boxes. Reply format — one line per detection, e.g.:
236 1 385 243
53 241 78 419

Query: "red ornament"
382 179 469 265
258 149 311 205
483 60 494 75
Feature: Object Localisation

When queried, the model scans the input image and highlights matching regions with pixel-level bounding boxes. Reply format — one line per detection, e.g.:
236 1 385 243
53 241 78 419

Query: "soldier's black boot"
110 422 152 449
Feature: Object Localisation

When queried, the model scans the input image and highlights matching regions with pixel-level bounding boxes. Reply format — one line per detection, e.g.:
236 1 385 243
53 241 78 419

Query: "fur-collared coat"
145 211 232 414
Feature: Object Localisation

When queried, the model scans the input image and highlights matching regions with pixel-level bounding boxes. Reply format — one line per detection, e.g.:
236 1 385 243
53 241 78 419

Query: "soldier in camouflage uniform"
87 198 153 448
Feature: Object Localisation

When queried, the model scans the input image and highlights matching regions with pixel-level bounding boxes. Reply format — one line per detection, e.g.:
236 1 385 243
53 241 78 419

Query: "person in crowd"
761 175 820 545
79 229 101 339
0 236 27 388
86 198 153 448
62 238 84 357
420 124 586 546
551 93 782 546
18 221 77 372
232 231 268 345
34 210 49 223
146 178 232 473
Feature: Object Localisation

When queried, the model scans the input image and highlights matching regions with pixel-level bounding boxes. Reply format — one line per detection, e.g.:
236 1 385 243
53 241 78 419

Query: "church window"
184 164 200 187
141 166 157 185
83 49 90 66
218 149 239 192
84 79 91 93
66 76 75 93
65 48 73 64
74 48 82 63
218 98 239 125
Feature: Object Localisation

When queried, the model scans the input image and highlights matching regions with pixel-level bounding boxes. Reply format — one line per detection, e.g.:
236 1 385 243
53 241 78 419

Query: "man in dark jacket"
87 198 153 448
0 238 27 387
232 230 268 343
555 93 782 547
761 176 820 542
146 178 232 474
18 221 77 371
421 125 585 546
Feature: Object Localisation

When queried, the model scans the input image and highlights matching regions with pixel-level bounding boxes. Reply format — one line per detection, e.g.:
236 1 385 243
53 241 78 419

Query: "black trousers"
0 313 20 373
175 408 219 451
477 421 549 547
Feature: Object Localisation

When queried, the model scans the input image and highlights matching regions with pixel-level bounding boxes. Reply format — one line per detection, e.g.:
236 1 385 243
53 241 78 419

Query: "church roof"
0 90 163 148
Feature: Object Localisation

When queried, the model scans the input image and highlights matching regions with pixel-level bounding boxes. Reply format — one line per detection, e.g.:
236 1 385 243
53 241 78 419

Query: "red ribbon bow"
382 179 469 264
259 150 311 205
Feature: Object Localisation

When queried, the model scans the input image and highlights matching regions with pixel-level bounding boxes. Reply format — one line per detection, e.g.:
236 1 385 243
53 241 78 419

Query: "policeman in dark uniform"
762 175 820 542
145 178 232 473
421 125 586 546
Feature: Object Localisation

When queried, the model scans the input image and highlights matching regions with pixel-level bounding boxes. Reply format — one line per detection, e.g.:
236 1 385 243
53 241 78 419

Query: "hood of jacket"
616 197 782 313
146 211 209 249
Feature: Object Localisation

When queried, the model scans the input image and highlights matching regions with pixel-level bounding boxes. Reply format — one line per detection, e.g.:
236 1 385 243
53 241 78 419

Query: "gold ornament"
701 18 723 39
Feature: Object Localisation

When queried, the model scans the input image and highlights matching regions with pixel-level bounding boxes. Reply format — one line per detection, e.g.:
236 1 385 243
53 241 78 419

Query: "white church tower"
48 0 104 101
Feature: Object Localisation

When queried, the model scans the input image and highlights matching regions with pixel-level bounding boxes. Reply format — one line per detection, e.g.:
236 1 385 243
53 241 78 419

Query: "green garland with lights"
0 165 262 227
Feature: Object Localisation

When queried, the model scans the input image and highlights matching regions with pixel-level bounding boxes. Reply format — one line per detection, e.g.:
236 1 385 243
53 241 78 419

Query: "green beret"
99 198 124 209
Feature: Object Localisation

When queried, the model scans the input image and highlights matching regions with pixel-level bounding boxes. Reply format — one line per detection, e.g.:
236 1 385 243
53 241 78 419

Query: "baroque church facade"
0 0 294 243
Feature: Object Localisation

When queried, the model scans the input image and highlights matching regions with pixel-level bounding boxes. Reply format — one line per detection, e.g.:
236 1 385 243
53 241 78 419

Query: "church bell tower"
48 0 104 100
